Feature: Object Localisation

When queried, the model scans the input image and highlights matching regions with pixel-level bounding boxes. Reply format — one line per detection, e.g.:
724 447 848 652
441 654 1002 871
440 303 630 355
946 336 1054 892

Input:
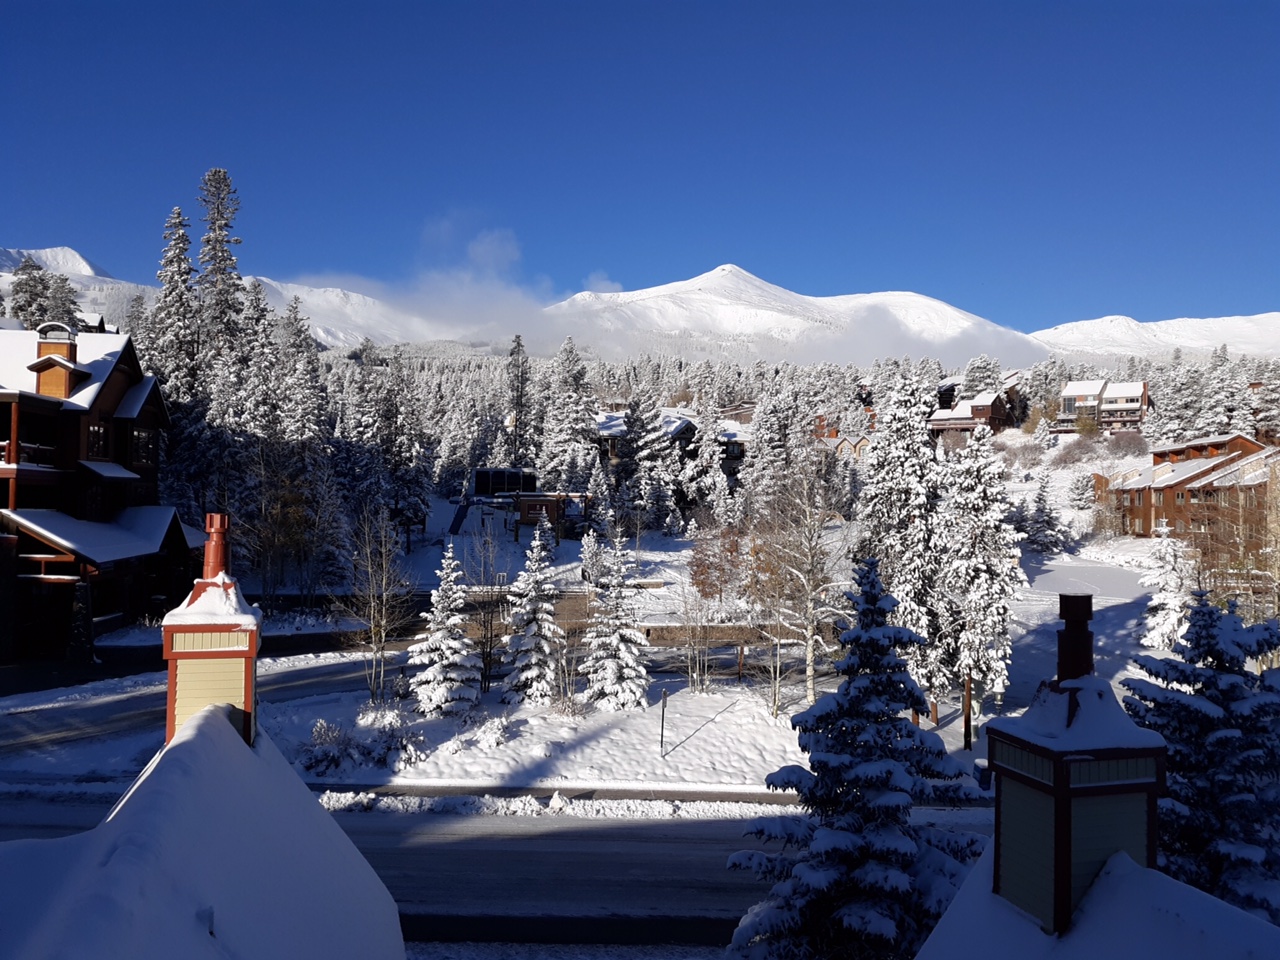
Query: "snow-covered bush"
470 713 511 750
1106 430 1148 458
1049 435 1097 467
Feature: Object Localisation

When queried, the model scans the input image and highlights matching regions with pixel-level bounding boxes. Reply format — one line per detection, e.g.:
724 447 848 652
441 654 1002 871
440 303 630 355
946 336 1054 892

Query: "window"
1153 491 1164 506
1063 397 1077 415
88 424 107 458
132 428 158 467
1122 493 1131 507
1175 519 1185 533
1175 491 1185 504
1189 491 1200 504
1136 490 1144 506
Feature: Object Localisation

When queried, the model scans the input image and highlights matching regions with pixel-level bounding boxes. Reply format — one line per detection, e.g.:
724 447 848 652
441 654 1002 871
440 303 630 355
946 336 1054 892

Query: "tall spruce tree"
195 168 244 355
729 559 980 959
408 543 480 715
1139 525 1193 649
1123 593 1280 922
501 528 565 705
9 256 50 330
857 362 946 703
580 527 650 711
936 426 1025 733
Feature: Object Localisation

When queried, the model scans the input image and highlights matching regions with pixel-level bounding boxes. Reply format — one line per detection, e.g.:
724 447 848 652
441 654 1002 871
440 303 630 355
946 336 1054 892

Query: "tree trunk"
963 674 972 751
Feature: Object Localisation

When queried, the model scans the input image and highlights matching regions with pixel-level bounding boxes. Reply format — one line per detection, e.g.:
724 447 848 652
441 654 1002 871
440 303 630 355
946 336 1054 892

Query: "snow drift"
0 704 404 960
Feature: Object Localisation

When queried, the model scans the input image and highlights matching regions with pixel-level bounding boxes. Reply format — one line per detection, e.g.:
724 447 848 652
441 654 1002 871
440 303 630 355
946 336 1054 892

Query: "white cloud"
466 228 522 275
583 270 622 293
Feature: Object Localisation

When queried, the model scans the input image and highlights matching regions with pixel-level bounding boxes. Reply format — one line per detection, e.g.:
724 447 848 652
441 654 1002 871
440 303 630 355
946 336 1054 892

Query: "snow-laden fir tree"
1022 476 1066 553
936 426 1025 706
501 527 565 705
8 256 49 330
728 558 981 960
579 527 605 585
1123 593 1280 922
44 273 81 330
1139 524 1193 649
1032 414 1055 451
195 167 244 357
580 526 650 711
857 361 946 701
408 543 480 716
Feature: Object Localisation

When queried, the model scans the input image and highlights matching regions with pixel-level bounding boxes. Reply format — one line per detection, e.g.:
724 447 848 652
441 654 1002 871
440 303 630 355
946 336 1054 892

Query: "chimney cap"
35 321 77 342
1059 593 1093 623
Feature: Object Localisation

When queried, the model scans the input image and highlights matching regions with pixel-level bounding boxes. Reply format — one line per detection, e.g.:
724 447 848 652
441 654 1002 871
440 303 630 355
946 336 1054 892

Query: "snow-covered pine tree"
505 334 534 467
580 529 650 711
729 558 980 959
1123 593 1280 922
1139 524 1193 649
9 256 52 330
680 393 727 512
960 354 1001 399
501 527 565 705
195 167 244 357
44 274 81 330
1023 476 1066 553
936 426 1025 728
538 337 599 494
857 362 947 703
579 526 605 585
1032 414 1055 451
408 543 480 716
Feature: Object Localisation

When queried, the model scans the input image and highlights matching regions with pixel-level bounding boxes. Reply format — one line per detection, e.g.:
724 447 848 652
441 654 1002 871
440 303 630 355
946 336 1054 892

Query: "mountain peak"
0 246 114 279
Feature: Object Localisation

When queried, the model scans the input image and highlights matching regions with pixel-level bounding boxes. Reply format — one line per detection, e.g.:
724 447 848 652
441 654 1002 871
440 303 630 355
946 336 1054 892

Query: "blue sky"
2 1 1276 332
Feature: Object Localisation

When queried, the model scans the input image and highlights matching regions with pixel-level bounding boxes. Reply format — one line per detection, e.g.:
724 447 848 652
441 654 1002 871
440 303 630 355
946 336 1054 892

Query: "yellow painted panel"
172 629 252 652
174 658 248 730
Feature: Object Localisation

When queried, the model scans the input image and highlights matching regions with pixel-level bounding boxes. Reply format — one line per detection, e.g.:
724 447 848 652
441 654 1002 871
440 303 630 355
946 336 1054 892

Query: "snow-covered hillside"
3 246 1274 362
1031 312 1280 359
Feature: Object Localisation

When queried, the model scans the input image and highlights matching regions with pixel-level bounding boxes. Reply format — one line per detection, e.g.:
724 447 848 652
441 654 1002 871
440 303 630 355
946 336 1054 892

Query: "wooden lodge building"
1102 432 1277 542
0 324 201 661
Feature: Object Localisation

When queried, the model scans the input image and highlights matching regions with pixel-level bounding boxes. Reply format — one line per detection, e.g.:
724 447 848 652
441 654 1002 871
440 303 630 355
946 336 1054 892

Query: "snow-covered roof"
930 401 977 421
986 675 1165 752
1148 432 1256 454
113 374 162 420
0 705 403 960
1100 381 1146 399
79 460 140 480
917 845 1280 960
1185 448 1280 490
0 506 188 564
970 390 999 405
0 330 131 410
163 571 262 629
1111 453 1239 490
593 407 695 440
1060 380 1107 396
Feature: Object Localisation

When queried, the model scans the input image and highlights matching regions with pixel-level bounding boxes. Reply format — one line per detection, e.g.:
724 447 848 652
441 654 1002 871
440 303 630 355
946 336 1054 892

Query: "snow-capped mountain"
543 264 1048 365
2 246 1275 363
1030 313 1280 359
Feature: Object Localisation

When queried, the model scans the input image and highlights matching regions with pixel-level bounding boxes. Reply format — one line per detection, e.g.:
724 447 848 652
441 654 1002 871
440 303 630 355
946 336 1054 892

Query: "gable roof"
1 506 195 565
0 331 133 411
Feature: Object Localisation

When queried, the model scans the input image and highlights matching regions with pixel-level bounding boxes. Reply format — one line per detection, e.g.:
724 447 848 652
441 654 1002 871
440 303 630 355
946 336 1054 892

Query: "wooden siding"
171 629 252 653
1069 793 1148 911
174 658 249 731
997 778 1055 930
